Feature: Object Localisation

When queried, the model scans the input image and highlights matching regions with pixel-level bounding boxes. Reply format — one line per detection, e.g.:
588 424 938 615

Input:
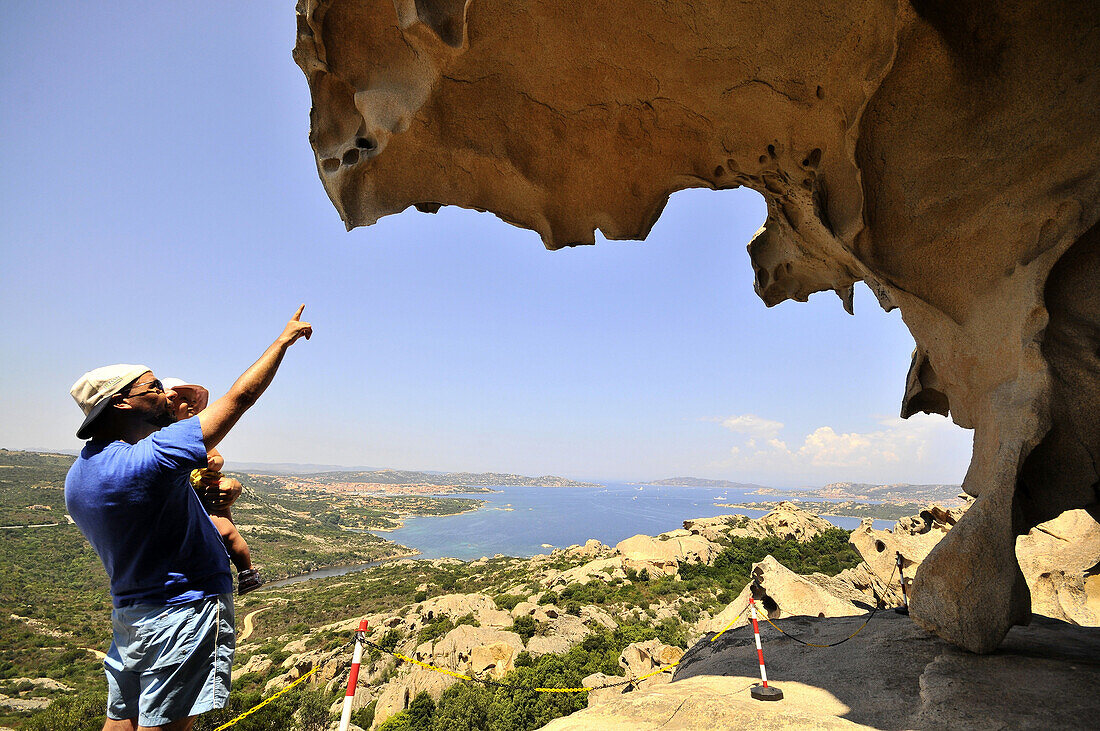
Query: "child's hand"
205 477 242 509
207 449 225 472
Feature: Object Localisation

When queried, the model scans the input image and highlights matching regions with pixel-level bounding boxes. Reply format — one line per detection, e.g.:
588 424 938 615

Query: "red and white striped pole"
748 591 783 701
338 619 369 731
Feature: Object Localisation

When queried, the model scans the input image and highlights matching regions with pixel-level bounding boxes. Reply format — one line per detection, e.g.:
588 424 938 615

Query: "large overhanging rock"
294 1 1100 652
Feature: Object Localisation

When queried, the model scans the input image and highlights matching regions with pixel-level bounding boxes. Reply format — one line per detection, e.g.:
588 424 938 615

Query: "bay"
377 483 897 561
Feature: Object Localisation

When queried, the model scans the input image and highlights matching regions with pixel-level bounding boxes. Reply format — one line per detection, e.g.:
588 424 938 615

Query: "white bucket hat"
161 378 210 412
71 364 151 439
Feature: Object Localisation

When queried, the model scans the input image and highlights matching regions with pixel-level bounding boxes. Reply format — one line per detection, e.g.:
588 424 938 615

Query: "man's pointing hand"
281 304 313 346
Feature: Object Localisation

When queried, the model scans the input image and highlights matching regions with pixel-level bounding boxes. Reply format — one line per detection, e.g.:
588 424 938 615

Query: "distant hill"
645 477 770 489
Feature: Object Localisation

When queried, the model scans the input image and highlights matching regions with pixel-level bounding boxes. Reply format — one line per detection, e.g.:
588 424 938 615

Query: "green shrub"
351 699 377 729
23 690 106 731
511 615 537 642
493 594 526 611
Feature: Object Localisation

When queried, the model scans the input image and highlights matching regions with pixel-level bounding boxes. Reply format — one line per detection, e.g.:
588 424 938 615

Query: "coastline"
363 501 487 533
265 548 421 587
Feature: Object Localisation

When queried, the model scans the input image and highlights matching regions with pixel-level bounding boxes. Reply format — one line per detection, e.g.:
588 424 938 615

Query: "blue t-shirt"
65 417 233 608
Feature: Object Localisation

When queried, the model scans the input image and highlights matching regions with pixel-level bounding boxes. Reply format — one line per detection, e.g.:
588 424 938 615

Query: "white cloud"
709 413 972 484
717 414 785 439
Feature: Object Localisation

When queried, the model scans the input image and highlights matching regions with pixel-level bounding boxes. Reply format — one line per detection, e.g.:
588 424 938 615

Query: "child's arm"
210 515 252 573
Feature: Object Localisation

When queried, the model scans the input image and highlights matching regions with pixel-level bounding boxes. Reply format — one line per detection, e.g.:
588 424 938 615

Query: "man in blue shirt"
66 306 312 731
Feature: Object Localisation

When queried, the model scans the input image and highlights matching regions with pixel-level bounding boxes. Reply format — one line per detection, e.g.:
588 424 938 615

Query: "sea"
376 482 897 561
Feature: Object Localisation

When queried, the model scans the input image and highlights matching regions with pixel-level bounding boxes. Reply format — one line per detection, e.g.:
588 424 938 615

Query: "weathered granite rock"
413 624 523 676
1016 509 1100 626
700 556 870 634
684 503 837 544
619 639 684 678
615 532 721 566
546 556 627 587
541 675 875 730
564 539 612 560
295 0 1100 652
579 604 617 629
730 502 837 542
371 668 457 730
849 505 966 588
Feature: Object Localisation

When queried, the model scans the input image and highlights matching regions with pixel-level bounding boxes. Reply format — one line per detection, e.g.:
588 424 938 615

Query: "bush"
511 615 538 642
23 690 106 731
351 699 377 729
493 594 526 611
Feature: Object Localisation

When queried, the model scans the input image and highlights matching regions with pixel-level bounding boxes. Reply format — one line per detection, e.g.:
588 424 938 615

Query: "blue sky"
0 3 972 486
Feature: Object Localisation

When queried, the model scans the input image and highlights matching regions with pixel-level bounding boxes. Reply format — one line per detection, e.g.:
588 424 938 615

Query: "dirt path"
238 606 271 642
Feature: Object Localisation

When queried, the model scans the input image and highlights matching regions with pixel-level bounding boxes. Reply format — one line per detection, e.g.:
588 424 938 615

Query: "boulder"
580 605 617 629
511 601 539 618
295 0 1100 653
1016 509 1100 626
547 557 628 588
619 639 683 679
731 502 836 543
565 539 612 559
849 506 965 591
525 635 573 656
414 592 496 623
615 533 721 566
371 669 457 730
415 624 523 677
232 653 272 680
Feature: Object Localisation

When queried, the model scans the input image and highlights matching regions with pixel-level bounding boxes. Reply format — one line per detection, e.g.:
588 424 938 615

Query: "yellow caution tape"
213 665 319 731
709 605 748 642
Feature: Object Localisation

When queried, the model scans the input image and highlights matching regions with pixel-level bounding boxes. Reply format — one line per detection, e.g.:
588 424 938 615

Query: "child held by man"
165 378 263 595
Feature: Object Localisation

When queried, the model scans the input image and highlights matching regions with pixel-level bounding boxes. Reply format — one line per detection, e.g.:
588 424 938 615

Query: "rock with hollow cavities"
1016 509 1100 626
295 0 1100 652
699 556 868 634
849 505 967 589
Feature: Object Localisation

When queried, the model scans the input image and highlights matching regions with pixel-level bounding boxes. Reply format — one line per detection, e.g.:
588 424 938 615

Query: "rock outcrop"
294 0 1100 653
615 532 722 567
849 504 967 591
700 556 870 634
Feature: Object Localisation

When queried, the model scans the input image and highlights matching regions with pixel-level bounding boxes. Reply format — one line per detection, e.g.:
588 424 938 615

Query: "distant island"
644 477 770 489
280 469 601 488
753 482 963 504
646 476 963 506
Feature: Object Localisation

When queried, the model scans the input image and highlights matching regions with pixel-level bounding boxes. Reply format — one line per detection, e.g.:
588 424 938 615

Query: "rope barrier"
212 665 321 731
709 603 750 642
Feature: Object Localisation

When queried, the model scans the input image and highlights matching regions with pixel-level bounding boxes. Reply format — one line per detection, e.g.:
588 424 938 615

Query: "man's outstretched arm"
199 305 312 451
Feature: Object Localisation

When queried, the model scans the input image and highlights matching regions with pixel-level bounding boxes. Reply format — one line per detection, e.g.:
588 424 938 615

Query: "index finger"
292 304 305 321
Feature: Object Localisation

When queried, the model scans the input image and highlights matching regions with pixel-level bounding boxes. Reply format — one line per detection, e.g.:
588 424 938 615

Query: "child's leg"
209 515 251 572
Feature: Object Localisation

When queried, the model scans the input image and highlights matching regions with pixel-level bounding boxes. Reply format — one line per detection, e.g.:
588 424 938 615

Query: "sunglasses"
124 378 165 398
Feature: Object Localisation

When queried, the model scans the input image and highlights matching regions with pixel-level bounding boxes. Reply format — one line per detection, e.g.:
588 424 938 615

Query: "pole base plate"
751 684 783 701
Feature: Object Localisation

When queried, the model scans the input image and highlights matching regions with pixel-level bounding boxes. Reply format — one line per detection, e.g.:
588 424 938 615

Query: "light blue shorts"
105 593 235 726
